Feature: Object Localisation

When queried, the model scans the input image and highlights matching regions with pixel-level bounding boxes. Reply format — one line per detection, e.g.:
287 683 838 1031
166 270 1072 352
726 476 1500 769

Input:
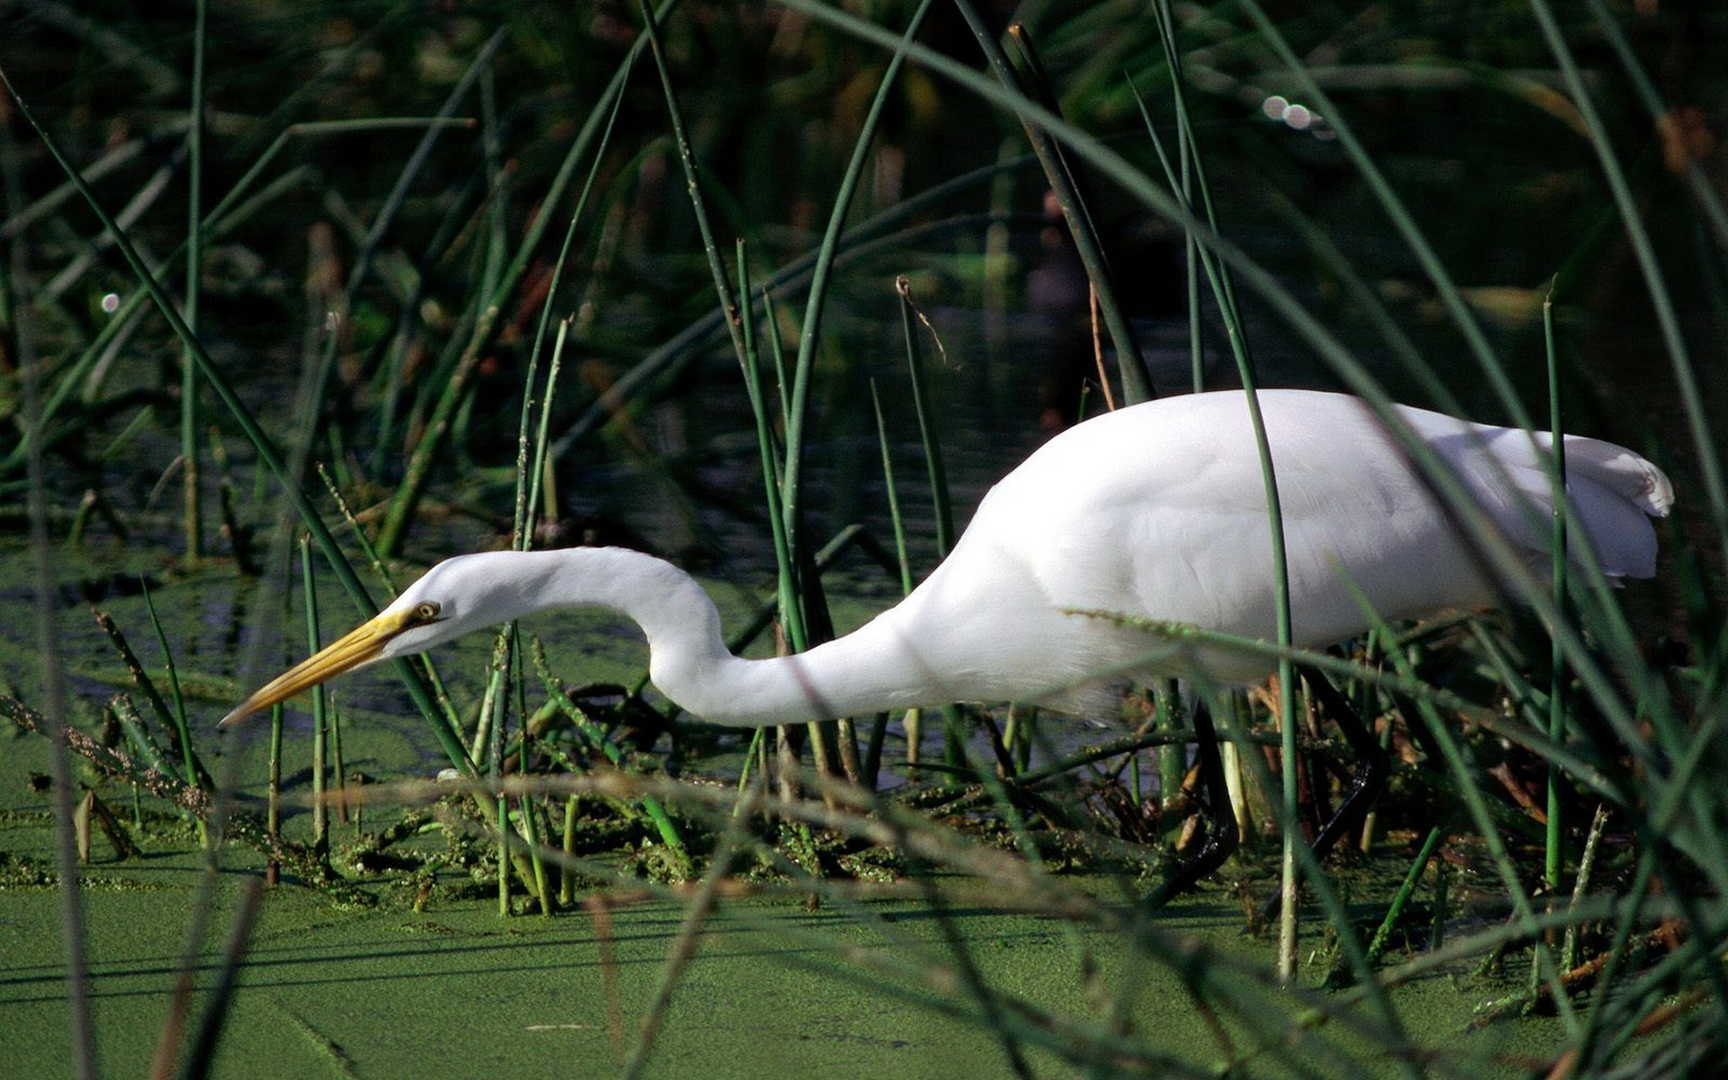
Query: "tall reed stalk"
180 0 206 561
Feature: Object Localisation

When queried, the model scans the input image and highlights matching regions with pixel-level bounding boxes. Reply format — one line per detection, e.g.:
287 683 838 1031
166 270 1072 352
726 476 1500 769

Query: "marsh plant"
2 1 1726 1076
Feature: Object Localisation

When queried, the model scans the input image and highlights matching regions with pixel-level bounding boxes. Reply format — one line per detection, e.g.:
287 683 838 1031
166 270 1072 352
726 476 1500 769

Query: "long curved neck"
516 547 924 727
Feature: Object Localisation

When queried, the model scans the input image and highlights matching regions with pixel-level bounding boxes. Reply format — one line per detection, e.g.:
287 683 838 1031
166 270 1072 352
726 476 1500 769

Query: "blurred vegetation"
3 1 1728 1077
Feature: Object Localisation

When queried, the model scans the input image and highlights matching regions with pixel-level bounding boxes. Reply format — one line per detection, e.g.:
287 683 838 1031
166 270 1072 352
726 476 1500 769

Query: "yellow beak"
220 608 421 728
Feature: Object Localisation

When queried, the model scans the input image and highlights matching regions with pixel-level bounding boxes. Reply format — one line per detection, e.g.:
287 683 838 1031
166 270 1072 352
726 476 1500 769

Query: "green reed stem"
867 378 910 787
1137 5 1296 979
735 244 794 626
181 0 206 562
1562 804 1610 973
1544 281 1567 899
949 7 1148 402
299 536 328 855
109 694 174 779
1363 826 1444 972
871 381 915 597
895 276 954 559
266 703 282 885
140 579 206 846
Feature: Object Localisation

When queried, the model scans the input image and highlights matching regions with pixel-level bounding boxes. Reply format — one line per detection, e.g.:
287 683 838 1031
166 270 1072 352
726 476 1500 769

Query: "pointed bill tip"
218 703 258 729
218 609 411 730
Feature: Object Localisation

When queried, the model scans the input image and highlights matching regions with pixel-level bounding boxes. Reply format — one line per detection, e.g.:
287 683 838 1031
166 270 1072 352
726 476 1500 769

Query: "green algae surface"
0 831 1569 1077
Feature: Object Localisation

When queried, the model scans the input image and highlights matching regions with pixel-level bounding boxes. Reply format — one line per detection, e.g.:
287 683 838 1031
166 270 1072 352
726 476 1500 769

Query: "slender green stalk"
895 276 954 558
1543 280 1567 900
110 695 174 779
949 6 1151 402
734 246 795 642
1137 3 1296 979
299 536 328 855
526 319 572 544
266 703 283 885
181 0 206 561
1362 826 1444 973
494 698 509 916
330 700 348 827
92 609 210 787
732 244 818 789
1155 682 1184 812
559 796 580 906
514 656 552 918
871 381 914 597
1561 804 1611 972
1148 2 1255 387
140 580 206 846
736 728 766 796
867 379 910 787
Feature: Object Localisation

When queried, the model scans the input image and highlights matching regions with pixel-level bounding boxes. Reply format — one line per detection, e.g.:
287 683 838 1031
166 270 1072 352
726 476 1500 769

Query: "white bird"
221 388 1672 730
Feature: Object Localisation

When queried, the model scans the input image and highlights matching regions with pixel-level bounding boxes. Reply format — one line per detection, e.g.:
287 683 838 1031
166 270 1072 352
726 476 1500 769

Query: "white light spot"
1283 104 1313 130
100 293 120 314
1261 95 1288 120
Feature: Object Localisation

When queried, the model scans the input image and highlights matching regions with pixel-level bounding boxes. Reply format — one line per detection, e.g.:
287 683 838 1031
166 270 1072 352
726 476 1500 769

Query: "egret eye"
412 601 442 623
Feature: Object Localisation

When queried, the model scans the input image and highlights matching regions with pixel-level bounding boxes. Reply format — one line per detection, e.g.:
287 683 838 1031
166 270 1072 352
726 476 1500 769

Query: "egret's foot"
1141 699 1239 912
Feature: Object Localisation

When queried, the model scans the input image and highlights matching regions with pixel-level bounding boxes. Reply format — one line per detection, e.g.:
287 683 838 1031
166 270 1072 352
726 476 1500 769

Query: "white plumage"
222 389 1671 730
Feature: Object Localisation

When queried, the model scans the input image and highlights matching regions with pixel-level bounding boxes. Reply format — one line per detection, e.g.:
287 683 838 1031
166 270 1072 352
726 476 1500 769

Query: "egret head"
219 552 522 728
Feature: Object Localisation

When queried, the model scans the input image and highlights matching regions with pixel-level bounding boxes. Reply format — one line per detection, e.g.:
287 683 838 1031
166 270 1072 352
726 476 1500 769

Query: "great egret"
223 388 1671 732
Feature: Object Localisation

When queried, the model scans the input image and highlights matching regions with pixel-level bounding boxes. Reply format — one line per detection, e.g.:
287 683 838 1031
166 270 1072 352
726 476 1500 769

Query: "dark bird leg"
1259 667 1391 922
1142 696 1239 911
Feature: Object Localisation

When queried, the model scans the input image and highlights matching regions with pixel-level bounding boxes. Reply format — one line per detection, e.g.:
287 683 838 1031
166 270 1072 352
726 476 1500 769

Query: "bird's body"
223 389 1672 730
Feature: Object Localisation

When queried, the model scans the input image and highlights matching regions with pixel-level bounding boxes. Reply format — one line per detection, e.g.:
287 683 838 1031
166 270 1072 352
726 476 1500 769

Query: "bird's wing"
1424 418 1672 579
